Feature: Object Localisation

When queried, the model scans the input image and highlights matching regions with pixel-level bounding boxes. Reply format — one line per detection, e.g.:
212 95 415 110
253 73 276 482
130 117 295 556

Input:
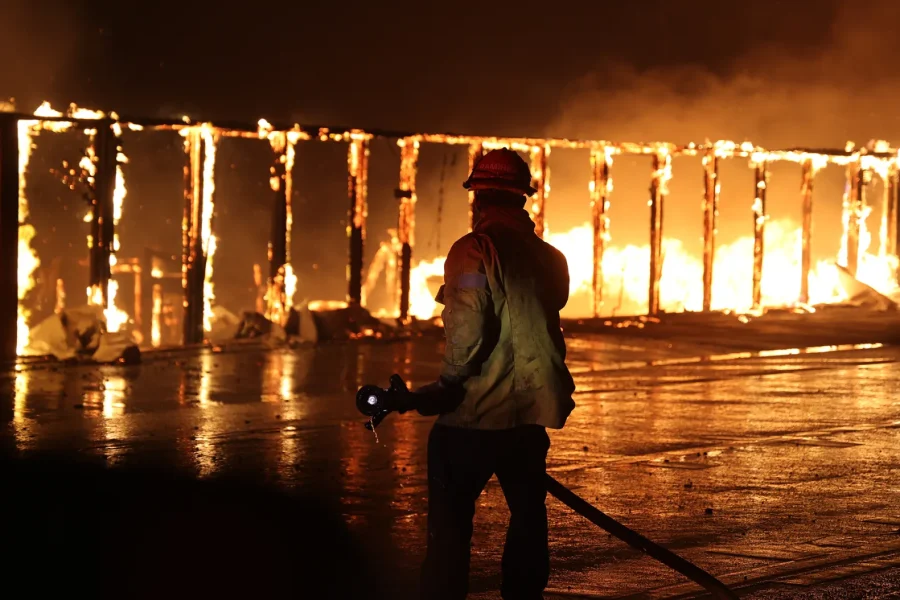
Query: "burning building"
1 103 898 362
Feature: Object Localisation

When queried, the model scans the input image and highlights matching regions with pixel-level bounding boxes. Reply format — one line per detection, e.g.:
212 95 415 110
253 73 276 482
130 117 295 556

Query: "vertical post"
799 158 815 303
132 264 142 335
0 115 18 362
467 142 483 231
284 133 296 309
701 149 719 312
396 137 419 321
90 121 117 308
648 149 670 315
268 133 288 319
880 162 898 258
347 136 369 306
752 159 768 309
142 248 155 345
529 144 550 238
889 163 900 257
843 160 866 277
589 147 611 318
182 128 206 345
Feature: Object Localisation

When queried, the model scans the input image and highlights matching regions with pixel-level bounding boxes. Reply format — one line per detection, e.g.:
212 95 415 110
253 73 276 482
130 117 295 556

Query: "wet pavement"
2 333 899 598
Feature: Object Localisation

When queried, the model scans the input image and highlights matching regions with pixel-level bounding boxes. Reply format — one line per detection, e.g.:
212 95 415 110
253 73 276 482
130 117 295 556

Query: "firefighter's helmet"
463 148 536 196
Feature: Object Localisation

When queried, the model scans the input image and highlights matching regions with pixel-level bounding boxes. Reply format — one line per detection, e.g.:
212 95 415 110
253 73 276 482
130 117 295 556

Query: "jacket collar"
474 204 536 235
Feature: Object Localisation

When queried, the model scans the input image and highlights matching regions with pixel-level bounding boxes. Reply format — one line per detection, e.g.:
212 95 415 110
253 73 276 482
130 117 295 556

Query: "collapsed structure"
1 104 899 362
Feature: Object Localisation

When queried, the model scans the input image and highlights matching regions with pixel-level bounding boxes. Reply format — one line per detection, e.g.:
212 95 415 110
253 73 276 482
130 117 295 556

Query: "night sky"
3 0 878 138
5 0 900 323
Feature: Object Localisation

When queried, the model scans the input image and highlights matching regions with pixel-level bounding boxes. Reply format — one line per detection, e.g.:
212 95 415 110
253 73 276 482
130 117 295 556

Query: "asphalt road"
2 333 899 598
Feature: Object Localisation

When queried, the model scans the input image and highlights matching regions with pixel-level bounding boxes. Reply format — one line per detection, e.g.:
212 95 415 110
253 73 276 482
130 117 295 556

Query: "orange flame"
151 284 162 348
196 125 219 332
15 108 45 354
407 214 897 320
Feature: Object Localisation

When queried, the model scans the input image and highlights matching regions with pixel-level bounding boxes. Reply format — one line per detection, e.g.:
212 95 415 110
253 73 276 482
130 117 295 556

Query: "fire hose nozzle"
356 385 388 417
355 374 411 429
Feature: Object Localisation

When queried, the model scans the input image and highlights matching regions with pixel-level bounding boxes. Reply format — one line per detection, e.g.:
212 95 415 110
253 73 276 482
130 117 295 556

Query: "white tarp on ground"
24 305 138 362
834 265 899 311
206 305 245 345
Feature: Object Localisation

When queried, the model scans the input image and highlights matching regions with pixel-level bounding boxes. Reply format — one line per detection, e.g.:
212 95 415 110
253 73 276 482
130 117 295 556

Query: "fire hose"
356 376 737 600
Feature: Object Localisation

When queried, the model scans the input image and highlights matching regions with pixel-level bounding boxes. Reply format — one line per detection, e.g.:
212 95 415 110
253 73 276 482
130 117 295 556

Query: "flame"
151 284 162 348
307 300 349 311
263 131 299 323
68 105 105 120
55 279 66 314
33 101 63 119
408 257 446 319
16 101 103 353
87 284 103 306
16 225 39 353
81 113 130 334
19 102 132 342
105 280 129 332
105 124 129 332
283 134 298 309
87 281 129 332
257 118 274 139
283 263 297 310
15 108 44 354
196 125 219 332
406 215 898 320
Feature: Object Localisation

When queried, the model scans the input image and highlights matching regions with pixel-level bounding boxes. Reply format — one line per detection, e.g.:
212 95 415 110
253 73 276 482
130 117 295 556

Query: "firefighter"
414 148 576 600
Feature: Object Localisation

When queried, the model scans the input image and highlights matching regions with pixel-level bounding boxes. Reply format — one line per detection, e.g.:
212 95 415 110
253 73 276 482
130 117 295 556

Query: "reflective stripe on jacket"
435 204 575 430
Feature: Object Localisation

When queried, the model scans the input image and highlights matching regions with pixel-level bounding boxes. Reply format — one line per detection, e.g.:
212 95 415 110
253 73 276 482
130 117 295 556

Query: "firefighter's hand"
387 374 416 414
413 378 465 416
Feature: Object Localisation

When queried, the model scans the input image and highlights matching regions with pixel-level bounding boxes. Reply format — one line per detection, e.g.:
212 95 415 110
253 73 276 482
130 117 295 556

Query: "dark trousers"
420 423 550 600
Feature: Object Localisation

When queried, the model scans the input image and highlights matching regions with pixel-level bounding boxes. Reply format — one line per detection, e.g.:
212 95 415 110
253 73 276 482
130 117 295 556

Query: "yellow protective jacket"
433 204 575 430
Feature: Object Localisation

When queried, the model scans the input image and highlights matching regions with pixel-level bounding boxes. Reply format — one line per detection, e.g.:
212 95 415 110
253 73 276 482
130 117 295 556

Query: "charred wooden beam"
844 161 867 277
267 134 288 320
182 129 207 345
799 159 815 303
269 136 288 280
0 115 18 362
142 248 154 345
397 137 419 321
90 121 118 308
752 160 768 309
347 138 369 306
529 145 550 238
590 148 611 318
132 264 142 334
889 164 900 257
701 150 719 312
648 150 670 315
467 142 483 231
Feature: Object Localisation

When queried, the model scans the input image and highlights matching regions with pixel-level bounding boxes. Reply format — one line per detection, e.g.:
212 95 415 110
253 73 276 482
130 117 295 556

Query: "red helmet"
463 148 536 196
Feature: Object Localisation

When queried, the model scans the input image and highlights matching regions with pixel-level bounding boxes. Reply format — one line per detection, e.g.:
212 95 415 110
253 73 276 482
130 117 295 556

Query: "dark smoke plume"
550 0 900 148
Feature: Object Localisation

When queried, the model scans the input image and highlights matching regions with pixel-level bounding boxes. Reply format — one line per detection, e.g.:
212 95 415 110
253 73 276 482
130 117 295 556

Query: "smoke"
550 0 900 148
0 0 83 110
